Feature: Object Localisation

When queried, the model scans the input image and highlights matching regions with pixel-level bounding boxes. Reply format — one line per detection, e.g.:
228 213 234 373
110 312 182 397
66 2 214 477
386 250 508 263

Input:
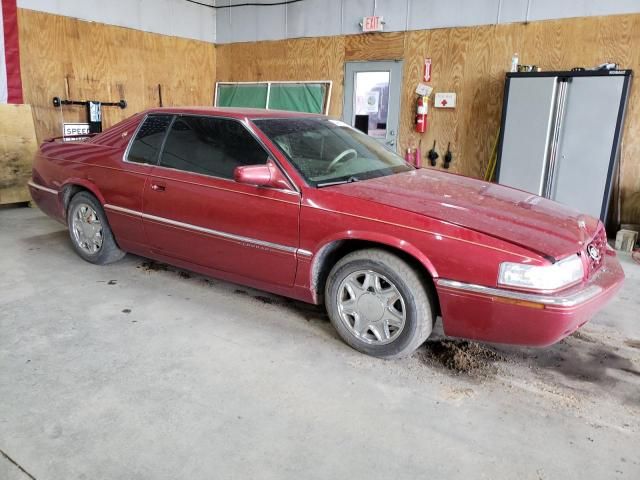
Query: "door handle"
150 182 166 192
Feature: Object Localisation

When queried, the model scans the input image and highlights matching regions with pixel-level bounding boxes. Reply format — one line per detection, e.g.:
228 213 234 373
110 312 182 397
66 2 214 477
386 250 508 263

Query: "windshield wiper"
317 176 360 188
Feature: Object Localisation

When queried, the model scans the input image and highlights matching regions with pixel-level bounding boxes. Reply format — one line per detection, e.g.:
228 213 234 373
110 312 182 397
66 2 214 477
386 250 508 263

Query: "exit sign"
362 16 384 33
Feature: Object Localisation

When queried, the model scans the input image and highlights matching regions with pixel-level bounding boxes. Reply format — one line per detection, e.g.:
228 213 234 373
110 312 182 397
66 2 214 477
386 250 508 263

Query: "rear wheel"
325 249 435 359
67 191 125 265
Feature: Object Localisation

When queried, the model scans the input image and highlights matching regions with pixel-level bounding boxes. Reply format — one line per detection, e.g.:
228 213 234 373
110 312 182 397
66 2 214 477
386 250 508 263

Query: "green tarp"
217 82 327 114
217 84 268 108
268 83 325 114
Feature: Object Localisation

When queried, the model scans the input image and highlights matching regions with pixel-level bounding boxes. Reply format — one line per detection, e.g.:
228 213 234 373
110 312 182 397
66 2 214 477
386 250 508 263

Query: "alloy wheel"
71 203 103 254
336 269 406 345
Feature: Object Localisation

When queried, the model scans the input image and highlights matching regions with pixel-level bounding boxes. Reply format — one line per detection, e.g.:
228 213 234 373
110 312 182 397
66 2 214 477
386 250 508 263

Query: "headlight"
498 254 584 291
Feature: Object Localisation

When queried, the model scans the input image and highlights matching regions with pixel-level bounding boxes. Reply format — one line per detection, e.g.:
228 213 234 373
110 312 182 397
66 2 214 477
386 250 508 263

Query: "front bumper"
435 251 625 346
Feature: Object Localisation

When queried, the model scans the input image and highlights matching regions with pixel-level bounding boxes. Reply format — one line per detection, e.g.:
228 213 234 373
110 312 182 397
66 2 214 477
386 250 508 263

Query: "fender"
60 177 107 215
303 230 440 303
314 230 438 276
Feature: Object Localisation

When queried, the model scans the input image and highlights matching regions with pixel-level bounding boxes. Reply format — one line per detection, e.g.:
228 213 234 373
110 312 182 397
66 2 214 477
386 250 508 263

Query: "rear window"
127 115 173 164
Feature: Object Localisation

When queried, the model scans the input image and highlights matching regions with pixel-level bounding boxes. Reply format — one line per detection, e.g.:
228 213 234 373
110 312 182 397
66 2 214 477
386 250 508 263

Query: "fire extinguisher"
415 96 428 133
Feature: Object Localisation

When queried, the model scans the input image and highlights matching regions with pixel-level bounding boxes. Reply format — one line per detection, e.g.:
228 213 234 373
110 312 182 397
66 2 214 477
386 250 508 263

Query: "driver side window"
159 116 269 179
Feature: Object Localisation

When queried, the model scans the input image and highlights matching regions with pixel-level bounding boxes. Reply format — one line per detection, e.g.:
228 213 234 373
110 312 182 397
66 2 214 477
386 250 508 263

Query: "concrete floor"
1 206 639 480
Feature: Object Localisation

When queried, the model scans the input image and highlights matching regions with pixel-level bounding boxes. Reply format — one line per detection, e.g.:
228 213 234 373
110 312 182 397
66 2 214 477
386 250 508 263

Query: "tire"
67 191 125 265
325 248 435 359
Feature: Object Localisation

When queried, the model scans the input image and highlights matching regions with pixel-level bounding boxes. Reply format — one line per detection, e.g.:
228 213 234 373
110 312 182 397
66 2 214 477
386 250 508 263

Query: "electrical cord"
484 128 500 181
186 0 304 8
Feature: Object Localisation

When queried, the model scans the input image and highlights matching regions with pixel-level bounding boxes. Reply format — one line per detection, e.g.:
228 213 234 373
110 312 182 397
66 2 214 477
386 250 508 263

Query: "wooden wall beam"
344 32 405 61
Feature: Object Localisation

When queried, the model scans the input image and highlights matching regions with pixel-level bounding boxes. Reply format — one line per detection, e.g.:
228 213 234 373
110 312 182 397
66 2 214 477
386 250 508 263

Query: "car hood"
327 169 599 260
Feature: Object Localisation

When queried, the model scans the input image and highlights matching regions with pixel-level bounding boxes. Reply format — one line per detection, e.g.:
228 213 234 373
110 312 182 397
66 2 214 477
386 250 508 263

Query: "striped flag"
1 0 22 103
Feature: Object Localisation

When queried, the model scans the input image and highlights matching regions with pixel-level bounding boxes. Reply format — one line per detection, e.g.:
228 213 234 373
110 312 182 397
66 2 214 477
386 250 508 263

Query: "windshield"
253 117 413 187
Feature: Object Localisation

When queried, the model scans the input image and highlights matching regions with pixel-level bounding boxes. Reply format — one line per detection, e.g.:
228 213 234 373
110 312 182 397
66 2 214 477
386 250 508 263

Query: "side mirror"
233 159 292 190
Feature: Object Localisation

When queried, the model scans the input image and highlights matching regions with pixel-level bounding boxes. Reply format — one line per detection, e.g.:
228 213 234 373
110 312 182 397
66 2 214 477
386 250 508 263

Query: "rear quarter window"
127 115 173 164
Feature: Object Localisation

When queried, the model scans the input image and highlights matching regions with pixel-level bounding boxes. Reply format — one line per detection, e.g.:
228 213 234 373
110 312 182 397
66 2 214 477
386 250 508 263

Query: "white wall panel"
341 0 375 34
527 0 640 21
257 3 286 41
498 0 530 24
407 0 502 30
230 5 259 42
374 0 410 32
215 0 640 44
286 0 343 39
216 0 233 43
20 0 639 44
18 0 216 43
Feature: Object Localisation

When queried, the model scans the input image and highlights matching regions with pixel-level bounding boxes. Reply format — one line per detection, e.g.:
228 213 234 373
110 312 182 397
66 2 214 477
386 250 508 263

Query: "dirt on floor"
138 260 170 272
420 339 505 376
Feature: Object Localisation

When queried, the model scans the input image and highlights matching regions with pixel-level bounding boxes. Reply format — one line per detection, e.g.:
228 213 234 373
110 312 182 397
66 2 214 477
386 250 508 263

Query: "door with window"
102 114 172 251
343 61 403 152
142 115 300 286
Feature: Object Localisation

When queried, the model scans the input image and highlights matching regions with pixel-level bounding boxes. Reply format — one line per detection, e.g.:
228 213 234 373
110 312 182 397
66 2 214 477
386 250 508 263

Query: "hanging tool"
443 143 452 169
427 141 439 167
52 97 127 133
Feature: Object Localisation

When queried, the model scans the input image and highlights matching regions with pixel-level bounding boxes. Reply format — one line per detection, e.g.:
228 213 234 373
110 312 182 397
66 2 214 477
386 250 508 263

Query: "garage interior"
1 0 640 478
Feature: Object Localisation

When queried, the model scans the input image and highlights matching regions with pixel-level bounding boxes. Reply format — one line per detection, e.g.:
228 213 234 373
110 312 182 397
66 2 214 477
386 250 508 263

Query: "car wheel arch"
61 180 105 219
309 234 440 309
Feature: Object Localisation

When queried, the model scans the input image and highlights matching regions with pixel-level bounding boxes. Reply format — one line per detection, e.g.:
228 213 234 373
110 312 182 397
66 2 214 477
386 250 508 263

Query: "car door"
142 114 300 286
101 114 173 251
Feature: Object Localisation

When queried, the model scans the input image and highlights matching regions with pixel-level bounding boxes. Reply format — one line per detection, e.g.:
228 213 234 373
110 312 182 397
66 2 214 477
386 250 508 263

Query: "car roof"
143 106 324 120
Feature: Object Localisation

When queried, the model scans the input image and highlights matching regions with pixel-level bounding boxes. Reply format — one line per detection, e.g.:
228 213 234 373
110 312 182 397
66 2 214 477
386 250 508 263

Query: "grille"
585 226 606 276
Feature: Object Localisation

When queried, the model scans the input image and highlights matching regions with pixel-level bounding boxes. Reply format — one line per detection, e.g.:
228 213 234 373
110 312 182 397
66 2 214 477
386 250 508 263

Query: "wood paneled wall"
216 36 346 118
216 14 640 223
14 9 640 221
18 9 216 144
400 15 640 224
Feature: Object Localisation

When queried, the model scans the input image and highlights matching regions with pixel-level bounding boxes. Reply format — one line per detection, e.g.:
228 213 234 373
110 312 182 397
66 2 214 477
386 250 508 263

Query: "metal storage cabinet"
495 70 632 222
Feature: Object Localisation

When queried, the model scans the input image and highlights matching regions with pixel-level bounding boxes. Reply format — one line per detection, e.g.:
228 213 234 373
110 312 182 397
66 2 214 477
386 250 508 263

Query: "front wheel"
325 249 435 359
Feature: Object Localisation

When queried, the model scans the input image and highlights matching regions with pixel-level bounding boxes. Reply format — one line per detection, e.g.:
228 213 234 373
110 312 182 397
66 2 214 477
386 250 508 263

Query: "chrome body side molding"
104 204 311 257
436 278 602 308
28 180 58 195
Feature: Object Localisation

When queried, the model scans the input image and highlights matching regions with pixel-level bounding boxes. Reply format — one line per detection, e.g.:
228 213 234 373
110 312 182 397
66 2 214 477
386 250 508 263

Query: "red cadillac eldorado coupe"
29 107 624 358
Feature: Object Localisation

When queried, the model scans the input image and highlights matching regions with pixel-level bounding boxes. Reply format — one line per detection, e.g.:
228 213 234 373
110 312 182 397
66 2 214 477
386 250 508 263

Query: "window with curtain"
215 82 331 114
